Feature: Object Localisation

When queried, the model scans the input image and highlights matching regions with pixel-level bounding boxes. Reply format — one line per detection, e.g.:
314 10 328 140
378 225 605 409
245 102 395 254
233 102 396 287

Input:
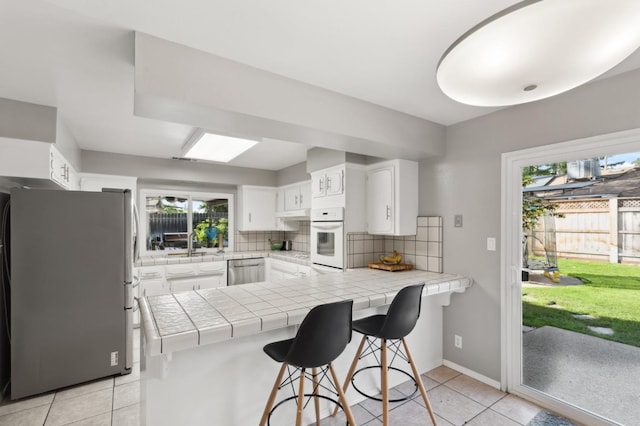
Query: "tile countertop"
137 250 311 266
139 269 472 356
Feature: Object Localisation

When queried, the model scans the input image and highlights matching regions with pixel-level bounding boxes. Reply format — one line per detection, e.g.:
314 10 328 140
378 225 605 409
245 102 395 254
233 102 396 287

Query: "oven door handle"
312 222 343 230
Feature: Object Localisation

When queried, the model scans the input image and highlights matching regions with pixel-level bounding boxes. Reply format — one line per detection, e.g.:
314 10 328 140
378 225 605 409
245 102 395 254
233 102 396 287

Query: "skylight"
183 132 258 162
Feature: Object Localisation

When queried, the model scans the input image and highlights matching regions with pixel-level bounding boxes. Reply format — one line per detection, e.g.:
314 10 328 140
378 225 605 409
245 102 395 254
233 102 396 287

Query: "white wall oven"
310 207 344 270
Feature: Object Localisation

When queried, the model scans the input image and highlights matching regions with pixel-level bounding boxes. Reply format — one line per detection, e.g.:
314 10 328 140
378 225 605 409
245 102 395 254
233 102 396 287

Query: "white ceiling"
1 0 640 171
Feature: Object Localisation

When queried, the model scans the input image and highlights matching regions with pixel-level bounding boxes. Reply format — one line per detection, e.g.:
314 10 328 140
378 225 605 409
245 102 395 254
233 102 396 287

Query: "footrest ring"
351 365 418 402
268 393 348 426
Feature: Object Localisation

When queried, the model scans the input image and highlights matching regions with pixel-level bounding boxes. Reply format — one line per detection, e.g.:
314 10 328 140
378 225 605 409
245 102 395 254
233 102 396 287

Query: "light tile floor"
320 365 564 426
0 329 141 426
0 331 563 426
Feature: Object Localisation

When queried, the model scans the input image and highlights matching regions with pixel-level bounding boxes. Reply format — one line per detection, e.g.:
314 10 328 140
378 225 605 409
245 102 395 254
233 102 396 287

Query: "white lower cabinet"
268 258 315 280
170 277 199 292
136 260 227 297
297 264 313 278
198 274 226 289
141 278 170 297
137 259 309 293
195 262 227 289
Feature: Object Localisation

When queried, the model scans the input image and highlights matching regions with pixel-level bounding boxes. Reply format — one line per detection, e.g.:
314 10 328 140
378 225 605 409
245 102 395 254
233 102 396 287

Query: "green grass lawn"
522 258 640 347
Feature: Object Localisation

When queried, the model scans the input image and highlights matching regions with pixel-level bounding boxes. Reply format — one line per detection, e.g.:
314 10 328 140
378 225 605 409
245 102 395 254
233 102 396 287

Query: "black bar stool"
259 300 357 426
334 284 437 426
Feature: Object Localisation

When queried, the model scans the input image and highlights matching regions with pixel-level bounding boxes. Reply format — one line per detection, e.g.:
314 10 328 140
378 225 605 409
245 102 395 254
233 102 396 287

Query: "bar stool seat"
260 300 357 426
335 284 437 426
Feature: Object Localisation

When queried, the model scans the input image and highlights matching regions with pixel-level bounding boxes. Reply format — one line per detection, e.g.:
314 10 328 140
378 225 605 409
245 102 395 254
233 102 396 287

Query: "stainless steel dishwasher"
227 257 265 285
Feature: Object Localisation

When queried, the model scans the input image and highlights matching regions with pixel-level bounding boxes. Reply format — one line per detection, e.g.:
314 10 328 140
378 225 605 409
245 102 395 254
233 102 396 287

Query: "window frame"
139 189 234 254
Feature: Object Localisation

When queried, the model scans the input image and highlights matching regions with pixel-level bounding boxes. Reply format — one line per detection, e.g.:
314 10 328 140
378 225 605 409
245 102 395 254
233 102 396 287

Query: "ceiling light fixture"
436 0 640 107
182 130 258 163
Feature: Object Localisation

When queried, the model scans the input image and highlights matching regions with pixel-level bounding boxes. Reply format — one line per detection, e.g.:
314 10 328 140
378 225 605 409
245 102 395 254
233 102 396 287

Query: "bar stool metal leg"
402 338 437 425
260 363 288 426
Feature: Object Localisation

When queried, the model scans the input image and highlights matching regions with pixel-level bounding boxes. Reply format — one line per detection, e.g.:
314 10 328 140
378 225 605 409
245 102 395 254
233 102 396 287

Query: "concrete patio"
523 326 640 426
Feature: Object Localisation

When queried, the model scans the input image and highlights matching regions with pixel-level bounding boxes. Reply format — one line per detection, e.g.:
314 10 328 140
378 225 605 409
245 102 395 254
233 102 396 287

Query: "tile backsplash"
347 216 443 272
234 230 285 252
234 221 310 253
234 217 443 273
284 221 311 253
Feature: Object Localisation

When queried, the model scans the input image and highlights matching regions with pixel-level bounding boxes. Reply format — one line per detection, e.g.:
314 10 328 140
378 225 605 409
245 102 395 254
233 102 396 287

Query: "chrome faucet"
187 231 196 257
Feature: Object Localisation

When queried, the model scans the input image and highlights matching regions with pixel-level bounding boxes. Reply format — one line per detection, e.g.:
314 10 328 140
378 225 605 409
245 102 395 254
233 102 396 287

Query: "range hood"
275 208 310 219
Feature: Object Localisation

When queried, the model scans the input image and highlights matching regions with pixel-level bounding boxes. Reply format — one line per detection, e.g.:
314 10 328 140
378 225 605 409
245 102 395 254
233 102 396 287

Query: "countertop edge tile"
141 269 472 355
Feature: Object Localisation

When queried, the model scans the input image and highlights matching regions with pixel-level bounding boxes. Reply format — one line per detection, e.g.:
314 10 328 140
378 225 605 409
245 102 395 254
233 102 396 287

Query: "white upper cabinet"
312 165 344 199
366 159 418 236
367 165 395 235
283 180 311 210
237 186 277 231
310 163 366 232
325 167 344 196
0 139 79 190
300 181 311 209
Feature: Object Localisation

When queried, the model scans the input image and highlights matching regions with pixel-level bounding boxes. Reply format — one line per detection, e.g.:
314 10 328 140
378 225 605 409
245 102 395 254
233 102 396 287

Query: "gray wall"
0 97 81 170
55 117 81 170
305 147 347 173
276 162 309 186
0 97 56 144
422 68 640 381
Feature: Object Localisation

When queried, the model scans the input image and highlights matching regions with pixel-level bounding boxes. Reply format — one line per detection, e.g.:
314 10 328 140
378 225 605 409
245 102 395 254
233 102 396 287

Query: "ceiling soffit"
133 33 446 162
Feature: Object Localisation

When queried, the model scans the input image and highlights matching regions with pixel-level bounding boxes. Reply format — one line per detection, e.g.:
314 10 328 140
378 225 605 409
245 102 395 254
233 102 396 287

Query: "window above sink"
140 189 234 254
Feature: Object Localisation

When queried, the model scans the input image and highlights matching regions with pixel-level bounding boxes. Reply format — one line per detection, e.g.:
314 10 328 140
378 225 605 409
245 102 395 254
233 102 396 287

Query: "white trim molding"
443 359 501 390
501 127 640 425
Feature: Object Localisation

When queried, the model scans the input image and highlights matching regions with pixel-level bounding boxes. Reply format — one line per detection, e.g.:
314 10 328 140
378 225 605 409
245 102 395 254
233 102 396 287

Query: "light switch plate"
487 237 496 251
454 214 463 227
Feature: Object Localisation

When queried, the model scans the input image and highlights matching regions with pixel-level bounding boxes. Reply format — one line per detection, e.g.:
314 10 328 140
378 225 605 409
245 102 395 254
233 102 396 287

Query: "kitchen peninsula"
139 267 472 425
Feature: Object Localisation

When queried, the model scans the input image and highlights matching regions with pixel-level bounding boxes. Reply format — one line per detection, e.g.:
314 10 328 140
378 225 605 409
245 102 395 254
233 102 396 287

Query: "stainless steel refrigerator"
9 188 133 399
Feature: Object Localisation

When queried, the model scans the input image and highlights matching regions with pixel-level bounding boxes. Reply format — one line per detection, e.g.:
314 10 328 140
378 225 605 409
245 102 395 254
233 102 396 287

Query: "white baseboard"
443 359 502 390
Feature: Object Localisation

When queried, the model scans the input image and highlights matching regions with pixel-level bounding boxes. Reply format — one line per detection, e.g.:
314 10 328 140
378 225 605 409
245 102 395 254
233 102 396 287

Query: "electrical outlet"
454 214 463 227
454 334 462 349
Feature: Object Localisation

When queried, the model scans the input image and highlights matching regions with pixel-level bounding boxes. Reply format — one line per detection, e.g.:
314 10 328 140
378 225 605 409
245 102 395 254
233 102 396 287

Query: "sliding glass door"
502 129 640 426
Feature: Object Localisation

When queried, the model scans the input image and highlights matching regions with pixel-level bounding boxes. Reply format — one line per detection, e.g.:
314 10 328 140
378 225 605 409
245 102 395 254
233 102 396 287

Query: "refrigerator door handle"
122 190 133 283
125 308 133 370
133 202 140 263
124 282 134 309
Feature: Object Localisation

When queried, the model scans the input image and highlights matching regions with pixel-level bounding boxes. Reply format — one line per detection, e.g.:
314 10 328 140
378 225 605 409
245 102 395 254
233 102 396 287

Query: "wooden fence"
147 212 227 248
529 197 640 264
